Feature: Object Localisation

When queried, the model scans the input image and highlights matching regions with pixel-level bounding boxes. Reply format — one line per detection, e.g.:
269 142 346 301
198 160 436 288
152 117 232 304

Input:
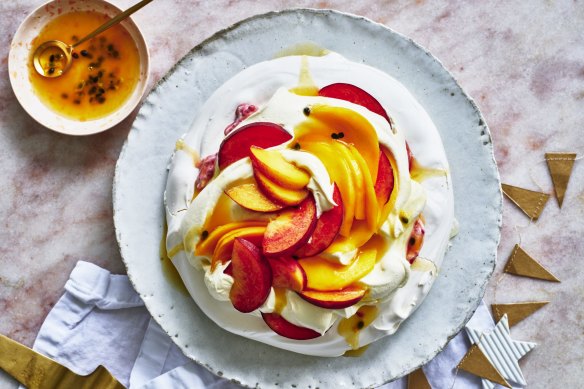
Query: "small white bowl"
9 0 150 136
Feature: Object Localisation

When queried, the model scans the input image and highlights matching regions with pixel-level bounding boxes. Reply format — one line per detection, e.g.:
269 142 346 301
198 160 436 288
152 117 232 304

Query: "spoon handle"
72 0 154 48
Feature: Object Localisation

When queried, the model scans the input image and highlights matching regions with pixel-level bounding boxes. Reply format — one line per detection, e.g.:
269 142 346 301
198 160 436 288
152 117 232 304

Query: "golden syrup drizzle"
410 159 447 182
343 345 370 357
160 223 188 295
289 56 319 96
204 193 236 232
176 139 200 165
274 42 330 58
360 234 389 262
273 287 288 314
338 305 379 352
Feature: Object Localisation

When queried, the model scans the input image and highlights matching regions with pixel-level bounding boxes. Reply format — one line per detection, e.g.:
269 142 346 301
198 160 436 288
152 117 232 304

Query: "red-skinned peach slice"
261 312 321 340
318 83 391 124
263 196 317 257
249 146 310 190
374 148 395 205
406 219 425 264
267 257 307 292
298 285 366 309
406 141 414 172
218 122 292 170
229 238 272 313
295 184 343 257
255 170 309 206
225 183 283 213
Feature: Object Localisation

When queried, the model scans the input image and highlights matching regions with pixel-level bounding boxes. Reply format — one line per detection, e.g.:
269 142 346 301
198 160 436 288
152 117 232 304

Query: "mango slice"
299 248 376 291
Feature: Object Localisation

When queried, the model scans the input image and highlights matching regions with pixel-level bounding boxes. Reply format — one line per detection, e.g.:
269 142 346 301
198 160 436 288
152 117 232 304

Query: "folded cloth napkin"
18 261 498 388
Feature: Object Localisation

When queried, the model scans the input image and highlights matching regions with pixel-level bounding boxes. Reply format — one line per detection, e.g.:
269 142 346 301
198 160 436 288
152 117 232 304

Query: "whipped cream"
165 53 454 357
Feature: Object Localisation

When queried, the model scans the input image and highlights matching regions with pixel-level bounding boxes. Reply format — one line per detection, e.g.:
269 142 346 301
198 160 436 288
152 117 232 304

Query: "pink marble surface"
1 1 582 387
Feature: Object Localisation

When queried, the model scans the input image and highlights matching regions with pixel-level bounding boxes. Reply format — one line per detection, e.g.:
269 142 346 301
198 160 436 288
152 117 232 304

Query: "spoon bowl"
32 40 73 78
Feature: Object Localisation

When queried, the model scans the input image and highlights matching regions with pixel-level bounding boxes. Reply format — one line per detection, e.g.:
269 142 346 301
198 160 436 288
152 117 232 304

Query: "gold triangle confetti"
407 367 431 389
501 184 550 221
491 301 549 327
458 344 511 388
504 244 560 282
545 152 577 208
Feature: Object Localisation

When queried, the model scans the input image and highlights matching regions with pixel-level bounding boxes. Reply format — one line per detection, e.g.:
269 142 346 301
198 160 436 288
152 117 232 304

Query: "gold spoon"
32 0 153 78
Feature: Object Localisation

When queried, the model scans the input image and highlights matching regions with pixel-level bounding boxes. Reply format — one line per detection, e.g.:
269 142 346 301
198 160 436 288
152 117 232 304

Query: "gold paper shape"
546 152 577 208
0 334 124 389
407 367 431 389
501 184 550 221
504 244 560 282
458 344 511 388
491 301 549 327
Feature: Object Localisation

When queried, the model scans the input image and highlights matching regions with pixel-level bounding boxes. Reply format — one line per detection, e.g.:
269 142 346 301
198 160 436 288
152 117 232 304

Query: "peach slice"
249 146 310 190
268 257 307 292
318 83 391 124
261 312 321 340
218 122 292 170
299 249 376 291
376 148 400 229
229 238 272 313
298 285 366 309
406 218 425 264
295 183 343 257
374 148 395 206
225 183 283 213
255 170 309 206
263 196 317 257
212 226 266 268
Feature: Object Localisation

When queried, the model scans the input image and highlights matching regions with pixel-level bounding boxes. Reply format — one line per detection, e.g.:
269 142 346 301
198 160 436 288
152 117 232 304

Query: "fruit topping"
229 238 272 313
268 256 307 292
298 285 366 309
299 249 376 291
318 83 391 124
406 219 425 264
295 184 343 257
249 146 310 190
254 170 309 206
263 196 317 256
218 122 292 170
374 148 395 205
212 226 266 269
195 153 218 192
225 183 284 213
224 103 258 135
261 312 321 340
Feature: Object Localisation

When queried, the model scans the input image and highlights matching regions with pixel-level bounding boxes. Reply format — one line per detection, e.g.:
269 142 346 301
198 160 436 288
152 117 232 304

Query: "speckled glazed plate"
113 9 501 388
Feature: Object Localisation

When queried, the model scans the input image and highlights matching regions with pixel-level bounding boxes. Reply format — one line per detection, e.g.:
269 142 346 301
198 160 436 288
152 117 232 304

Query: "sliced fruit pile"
194 83 425 340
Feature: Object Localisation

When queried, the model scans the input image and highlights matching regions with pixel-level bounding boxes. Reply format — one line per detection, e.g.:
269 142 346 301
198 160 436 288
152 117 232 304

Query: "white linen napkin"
18 261 500 388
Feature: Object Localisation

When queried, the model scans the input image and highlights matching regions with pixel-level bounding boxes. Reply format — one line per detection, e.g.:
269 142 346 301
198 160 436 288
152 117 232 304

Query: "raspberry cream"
164 53 454 357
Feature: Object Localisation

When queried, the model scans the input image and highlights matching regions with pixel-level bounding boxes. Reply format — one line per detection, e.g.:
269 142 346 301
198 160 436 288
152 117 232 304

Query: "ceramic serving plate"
113 9 501 388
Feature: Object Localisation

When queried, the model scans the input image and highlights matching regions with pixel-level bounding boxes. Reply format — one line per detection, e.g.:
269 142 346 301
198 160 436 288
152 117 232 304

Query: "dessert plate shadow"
113 9 501 388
